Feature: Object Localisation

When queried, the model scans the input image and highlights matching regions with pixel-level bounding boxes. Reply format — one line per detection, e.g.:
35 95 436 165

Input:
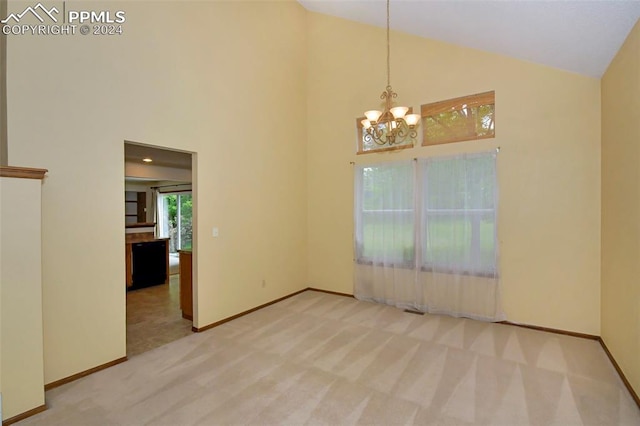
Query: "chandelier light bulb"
404 114 421 127
390 106 408 119
364 110 383 123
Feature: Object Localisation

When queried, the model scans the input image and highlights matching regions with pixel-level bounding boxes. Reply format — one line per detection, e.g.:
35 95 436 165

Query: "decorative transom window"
421 91 495 146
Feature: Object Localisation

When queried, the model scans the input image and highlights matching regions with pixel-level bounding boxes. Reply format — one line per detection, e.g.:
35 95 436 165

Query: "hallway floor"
126 275 193 357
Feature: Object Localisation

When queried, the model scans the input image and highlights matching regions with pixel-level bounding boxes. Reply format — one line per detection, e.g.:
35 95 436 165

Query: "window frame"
421 91 495 146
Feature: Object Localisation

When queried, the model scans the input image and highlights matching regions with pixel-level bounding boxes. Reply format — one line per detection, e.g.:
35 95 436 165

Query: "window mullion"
353 166 363 262
413 159 422 270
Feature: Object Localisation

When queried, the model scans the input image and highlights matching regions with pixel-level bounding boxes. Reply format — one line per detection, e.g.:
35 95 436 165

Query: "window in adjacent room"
157 192 193 253
421 91 495 146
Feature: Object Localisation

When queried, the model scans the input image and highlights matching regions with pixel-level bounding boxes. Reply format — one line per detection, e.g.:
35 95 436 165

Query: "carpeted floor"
19 290 640 425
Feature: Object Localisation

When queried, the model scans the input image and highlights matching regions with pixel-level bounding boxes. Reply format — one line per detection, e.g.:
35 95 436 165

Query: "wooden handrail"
0 166 48 180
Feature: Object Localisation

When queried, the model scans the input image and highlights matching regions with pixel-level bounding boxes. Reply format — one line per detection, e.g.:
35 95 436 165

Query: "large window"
421 154 497 276
355 162 415 266
355 152 497 276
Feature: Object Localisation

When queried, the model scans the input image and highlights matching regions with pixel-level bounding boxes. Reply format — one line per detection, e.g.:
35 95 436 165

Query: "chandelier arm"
363 132 375 146
364 128 389 146
373 125 386 142
395 121 407 137
395 124 417 142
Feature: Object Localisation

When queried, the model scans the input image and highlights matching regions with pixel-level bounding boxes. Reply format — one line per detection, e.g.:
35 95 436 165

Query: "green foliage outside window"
165 194 192 252
357 155 497 275
424 104 494 145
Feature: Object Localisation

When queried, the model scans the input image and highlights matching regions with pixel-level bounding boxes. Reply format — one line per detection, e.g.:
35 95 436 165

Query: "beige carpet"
19 290 640 425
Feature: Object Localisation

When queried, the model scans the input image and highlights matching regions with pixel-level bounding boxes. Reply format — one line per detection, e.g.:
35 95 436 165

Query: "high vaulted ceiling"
298 0 640 78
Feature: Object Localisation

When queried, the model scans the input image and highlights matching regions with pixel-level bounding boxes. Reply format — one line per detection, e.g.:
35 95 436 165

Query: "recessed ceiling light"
142 158 153 163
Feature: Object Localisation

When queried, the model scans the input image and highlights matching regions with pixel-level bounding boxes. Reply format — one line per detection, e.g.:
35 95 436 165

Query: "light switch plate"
212 227 219 237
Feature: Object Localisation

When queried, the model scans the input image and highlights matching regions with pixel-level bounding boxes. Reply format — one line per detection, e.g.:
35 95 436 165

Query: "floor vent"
404 309 424 315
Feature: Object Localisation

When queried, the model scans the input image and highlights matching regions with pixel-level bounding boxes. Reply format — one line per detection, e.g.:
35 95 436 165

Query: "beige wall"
601 20 640 396
7 1 308 384
0 176 45 419
306 13 602 334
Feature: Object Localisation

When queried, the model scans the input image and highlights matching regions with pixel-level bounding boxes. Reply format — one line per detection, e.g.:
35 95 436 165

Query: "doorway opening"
124 141 197 358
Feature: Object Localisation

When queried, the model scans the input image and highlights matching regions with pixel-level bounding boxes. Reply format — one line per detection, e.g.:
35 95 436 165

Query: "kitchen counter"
126 235 169 243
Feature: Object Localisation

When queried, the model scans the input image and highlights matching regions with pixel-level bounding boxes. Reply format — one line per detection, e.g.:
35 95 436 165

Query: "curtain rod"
150 183 192 189
350 147 501 165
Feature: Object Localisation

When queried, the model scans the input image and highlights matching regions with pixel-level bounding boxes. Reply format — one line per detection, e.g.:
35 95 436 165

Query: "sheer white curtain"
151 188 159 234
156 192 169 239
354 152 504 321
418 152 503 321
354 161 420 307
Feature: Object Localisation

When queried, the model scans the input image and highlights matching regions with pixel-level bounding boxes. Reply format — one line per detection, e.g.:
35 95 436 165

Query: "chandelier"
361 0 420 146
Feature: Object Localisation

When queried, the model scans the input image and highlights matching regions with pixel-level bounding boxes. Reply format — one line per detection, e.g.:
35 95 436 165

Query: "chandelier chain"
386 0 391 88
